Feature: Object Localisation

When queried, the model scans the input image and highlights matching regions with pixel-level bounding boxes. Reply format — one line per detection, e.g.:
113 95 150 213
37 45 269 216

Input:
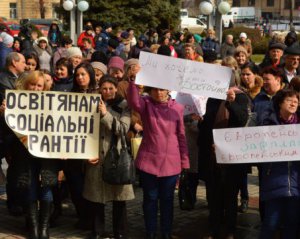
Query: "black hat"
284 45 300 55
269 42 286 51
103 23 112 30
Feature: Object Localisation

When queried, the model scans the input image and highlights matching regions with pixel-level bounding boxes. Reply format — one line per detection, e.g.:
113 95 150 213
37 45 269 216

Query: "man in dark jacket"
279 46 300 84
259 43 286 71
220 34 235 59
0 52 26 216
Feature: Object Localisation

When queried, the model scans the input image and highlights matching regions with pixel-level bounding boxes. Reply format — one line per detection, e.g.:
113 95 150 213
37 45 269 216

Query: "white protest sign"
136 51 232 100
5 90 101 159
171 91 208 116
213 124 300 164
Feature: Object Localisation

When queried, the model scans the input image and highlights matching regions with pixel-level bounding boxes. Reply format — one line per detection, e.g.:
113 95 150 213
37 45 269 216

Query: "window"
248 0 255 6
232 0 240 7
285 0 291 9
295 0 300 9
267 0 274 6
9 3 17 19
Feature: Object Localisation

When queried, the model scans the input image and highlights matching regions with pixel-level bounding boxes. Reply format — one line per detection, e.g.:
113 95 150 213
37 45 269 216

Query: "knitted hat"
125 58 139 73
67 47 83 58
108 56 124 71
0 32 13 46
37 36 48 45
239 32 247 39
91 61 107 75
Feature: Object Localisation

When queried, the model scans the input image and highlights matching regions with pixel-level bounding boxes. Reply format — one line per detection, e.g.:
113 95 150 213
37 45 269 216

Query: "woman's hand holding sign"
99 97 107 117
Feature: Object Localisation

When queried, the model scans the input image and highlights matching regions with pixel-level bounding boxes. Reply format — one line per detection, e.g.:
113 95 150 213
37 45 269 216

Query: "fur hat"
37 36 48 45
239 32 247 39
67 47 82 58
91 61 107 75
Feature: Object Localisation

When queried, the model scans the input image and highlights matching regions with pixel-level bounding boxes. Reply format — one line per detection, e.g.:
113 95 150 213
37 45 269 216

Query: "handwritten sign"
171 91 208 116
5 90 100 159
136 51 232 100
213 124 300 164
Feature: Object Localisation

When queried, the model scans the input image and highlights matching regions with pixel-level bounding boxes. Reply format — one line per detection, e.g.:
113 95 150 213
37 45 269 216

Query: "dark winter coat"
0 42 12 71
258 107 300 201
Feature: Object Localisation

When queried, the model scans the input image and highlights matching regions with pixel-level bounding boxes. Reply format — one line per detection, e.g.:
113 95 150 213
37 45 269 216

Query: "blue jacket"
259 107 300 201
0 42 12 71
201 37 220 54
95 30 110 52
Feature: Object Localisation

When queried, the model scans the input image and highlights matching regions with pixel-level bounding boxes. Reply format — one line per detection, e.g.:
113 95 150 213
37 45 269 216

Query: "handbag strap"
120 125 128 150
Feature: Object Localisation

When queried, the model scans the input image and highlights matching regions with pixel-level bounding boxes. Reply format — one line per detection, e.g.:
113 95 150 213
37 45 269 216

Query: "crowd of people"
0 21 300 239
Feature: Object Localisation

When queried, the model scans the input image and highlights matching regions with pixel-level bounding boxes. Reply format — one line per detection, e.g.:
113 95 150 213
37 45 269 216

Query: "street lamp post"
63 0 89 42
199 0 231 44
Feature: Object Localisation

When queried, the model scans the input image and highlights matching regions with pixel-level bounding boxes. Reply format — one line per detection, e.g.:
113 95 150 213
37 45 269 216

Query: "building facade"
182 0 300 20
0 0 60 21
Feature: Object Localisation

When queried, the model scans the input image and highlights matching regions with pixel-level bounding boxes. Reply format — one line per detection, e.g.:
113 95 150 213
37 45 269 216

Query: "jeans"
259 197 300 239
139 171 178 235
28 159 53 202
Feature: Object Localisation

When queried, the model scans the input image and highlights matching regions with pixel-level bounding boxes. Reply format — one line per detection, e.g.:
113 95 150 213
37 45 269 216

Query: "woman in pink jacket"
127 46 190 239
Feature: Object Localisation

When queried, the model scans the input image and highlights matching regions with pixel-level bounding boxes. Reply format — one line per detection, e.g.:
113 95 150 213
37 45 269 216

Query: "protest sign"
213 124 300 164
171 91 208 116
5 90 101 159
136 51 232 100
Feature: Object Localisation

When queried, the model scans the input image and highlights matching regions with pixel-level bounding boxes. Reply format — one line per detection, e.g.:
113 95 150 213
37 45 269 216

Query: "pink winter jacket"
127 81 190 177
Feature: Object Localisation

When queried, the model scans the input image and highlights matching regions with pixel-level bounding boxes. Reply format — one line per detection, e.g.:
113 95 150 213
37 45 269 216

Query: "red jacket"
77 32 95 50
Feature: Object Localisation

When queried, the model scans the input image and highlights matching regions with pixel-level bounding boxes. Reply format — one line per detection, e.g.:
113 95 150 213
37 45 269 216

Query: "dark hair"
261 66 284 80
289 76 300 92
82 37 92 44
91 51 108 65
273 89 299 113
25 52 40 70
241 62 259 75
55 57 73 77
61 36 73 46
73 62 96 91
99 75 118 88
157 45 171 56
185 33 194 42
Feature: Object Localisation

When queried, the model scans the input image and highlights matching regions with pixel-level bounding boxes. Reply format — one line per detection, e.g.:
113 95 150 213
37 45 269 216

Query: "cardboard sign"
171 91 208 116
5 90 101 159
136 51 232 100
213 124 300 164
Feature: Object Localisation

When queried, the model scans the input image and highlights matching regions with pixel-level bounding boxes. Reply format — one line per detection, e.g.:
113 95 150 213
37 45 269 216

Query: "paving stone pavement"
0 167 261 239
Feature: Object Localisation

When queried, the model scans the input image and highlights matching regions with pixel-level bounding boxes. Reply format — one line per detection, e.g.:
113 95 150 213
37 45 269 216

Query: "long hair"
72 62 96 92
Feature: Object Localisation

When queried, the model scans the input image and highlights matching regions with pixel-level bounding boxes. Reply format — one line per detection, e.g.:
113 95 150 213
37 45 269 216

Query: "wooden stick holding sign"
136 51 232 100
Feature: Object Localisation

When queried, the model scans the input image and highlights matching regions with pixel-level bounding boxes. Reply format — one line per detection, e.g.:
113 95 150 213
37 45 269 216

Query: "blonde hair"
150 44 160 54
207 28 215 36
234 46 249 59
222 56 238 69
20 70 50 91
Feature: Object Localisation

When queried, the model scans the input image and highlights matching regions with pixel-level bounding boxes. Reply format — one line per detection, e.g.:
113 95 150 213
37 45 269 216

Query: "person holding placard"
127 46 190 239
1 70 58 239
83 75 134 239
258 89 300 239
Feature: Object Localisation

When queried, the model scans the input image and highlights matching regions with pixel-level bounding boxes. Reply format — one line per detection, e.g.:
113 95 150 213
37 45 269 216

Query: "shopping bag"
131 135 142 160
